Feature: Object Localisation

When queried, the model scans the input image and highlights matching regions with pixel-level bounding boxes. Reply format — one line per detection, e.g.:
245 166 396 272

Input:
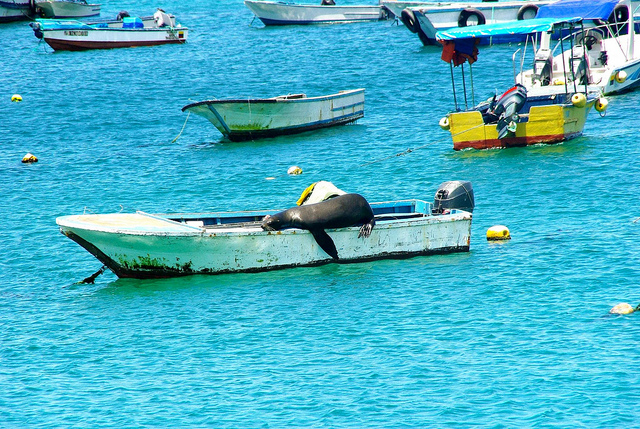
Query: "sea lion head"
261 214 281 231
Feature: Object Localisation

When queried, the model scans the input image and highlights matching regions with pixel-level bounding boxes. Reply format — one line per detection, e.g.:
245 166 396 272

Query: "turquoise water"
3 0 640 426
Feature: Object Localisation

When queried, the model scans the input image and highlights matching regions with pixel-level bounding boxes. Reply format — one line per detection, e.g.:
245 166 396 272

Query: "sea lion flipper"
358 220 375 238
310 229 339 260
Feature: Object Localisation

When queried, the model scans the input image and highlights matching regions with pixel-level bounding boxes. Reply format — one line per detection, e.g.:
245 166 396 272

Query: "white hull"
0 0 33 22
56 201 472 278
36 1 100 18
183 89 365 141
244 0 388 25
518 32 640 96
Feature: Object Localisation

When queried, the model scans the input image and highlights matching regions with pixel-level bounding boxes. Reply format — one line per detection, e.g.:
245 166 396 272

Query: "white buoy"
595 97 609 112
22 153 38 163
11 94 22 102
287 166 302 175
609 303 638 315
615 70 627 83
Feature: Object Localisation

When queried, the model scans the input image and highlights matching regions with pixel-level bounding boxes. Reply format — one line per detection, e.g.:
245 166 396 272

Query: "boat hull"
447 100 594 150
396 0 553 45
0 1 33 22
57 202 472 278
41 27 188 50
36 1 100 18
183 89 365 141
244 0 387 25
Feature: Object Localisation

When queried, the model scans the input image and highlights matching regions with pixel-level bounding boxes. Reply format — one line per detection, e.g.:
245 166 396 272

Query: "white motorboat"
244 0 391 25
35 0 100 18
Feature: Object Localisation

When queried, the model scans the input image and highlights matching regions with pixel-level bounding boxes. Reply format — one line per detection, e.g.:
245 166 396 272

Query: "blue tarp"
435 17 576 41
536 0 619 20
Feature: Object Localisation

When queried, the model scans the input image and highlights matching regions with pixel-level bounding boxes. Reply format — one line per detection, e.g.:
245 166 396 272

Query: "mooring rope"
171 111 190 143
76 265 107 284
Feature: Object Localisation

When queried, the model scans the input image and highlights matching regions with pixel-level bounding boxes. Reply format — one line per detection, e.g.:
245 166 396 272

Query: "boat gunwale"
181 89 365 111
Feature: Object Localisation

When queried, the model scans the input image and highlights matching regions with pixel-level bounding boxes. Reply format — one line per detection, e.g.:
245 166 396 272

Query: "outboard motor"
433 181 474 214
493 84 527 139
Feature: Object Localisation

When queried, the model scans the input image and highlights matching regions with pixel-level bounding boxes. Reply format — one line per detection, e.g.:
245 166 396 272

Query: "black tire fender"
401 8 419 33
517 4 539 20
458 8 486 27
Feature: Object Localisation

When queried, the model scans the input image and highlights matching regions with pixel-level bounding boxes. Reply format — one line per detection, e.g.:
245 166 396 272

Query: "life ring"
517 4 539 20
458 8 485 27
401 8 419 33
608 4 629 32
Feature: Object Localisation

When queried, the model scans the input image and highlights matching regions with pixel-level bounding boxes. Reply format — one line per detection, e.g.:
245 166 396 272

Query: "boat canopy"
536 0 620 21
436 18 578 66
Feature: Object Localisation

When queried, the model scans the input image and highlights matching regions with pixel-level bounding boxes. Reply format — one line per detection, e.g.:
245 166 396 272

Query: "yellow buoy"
595 97 609 112
486 225 510 241
438 116 450 131
552 78 565 86
287 166 302 175
609 303 639 315
11 94 22 102
571 93 587 108
615 70 627 83
22 153 38 163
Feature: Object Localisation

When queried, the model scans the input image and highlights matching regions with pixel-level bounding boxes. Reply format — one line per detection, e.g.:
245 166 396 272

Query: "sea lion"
262 193 375 260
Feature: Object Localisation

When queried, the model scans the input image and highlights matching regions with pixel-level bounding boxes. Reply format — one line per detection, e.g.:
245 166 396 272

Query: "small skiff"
30 10 187 51
244 0 390 25
35 0 100 18
182 89 365 141
56 182 474 279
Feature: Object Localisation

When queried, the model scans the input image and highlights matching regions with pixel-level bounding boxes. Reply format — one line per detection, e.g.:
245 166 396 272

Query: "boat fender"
438 116 450 130
486 225 510 241
571 93 586 108
287 165 302 175
11 94 22 102
22 153 38 163
400 8 419 33
516 4 539 20
610 303 640 315
595 97 608 112
615 70 627 83
116 10 130 20
458 9 485 27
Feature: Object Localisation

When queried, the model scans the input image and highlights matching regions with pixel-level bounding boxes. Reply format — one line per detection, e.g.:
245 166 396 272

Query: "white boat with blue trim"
30 9 187 51
0 0 35 22
56 181 474 279
182 89 365 142
244 0 391 25
35 0 100 18
516 0 640 95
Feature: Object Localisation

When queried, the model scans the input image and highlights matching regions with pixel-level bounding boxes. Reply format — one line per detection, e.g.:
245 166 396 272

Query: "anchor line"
358 122 487 167
171 111 190 143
